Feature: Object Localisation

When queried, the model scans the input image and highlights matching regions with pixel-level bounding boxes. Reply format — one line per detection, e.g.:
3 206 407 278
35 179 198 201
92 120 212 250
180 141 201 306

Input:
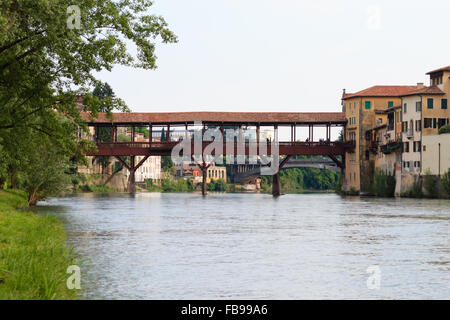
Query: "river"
39 193 449 299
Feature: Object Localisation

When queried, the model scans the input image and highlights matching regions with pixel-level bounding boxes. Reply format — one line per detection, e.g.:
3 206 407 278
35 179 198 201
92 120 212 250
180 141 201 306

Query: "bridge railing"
94 141 355 148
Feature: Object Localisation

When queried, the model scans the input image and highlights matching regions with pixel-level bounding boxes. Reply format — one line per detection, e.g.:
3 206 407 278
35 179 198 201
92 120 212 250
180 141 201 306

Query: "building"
176 161 226 184
422 134 450 176
341 85 420 192
125 156 162 183
342 65 450 195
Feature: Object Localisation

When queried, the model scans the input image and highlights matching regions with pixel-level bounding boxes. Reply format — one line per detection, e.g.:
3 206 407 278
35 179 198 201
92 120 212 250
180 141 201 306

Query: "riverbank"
0 190 78 300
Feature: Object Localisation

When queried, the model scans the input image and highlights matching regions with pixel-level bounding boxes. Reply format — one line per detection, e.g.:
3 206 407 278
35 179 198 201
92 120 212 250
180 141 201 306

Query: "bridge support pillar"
199 162 211 196
272 172 281 197
114 155 150 195
127 156 136 195
271 155 292 197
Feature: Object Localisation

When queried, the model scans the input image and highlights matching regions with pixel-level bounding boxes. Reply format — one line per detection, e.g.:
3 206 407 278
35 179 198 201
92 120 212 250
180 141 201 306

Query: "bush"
441 169 450 196
423 169 438 198
370 169 396 197
207 179 227 192
161 178 195 192
348 187 359 196
438 124 450 135
405 180 424 198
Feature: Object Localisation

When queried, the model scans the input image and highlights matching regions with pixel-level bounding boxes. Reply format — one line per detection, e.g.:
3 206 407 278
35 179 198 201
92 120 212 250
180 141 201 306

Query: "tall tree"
0 0 177 202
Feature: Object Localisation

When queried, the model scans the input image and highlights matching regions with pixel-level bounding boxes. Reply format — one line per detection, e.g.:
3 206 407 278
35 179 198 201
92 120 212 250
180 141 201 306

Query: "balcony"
406 129 414 139
380 141 402 155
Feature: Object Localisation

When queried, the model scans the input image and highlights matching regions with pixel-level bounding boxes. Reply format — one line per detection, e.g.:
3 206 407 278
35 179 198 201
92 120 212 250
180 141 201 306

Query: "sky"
95 0 450 114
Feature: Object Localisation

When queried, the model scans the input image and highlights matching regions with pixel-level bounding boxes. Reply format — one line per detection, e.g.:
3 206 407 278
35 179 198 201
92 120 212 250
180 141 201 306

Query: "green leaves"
0 0 176 201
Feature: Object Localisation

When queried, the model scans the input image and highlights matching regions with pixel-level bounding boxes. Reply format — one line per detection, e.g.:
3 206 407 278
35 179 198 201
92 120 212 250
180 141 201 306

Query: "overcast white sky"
95 0 450 113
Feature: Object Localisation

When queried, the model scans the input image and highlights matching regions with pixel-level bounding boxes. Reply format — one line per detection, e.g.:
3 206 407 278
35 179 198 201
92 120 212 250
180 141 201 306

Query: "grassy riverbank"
0 190 78 300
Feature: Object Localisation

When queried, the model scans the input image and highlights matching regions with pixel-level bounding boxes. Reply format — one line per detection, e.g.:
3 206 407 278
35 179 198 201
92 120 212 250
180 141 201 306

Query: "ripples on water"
41 193 449 299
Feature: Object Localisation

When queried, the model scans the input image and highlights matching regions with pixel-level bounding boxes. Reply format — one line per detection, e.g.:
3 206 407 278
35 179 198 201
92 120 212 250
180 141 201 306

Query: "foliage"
161 156 175 174
0 190 78 299
348 187 359 196
442 169 450 196
259 168 339 193
438 124 450 135
207 179 227 192
92 82 115 172
369 169 396 197
423 169 438 198
0 0 176 201
160 178 195 192
404 180 424 198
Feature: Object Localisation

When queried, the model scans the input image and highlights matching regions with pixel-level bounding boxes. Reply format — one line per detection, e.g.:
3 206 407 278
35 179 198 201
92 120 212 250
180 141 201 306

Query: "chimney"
343 88 346 94
417 82 424 89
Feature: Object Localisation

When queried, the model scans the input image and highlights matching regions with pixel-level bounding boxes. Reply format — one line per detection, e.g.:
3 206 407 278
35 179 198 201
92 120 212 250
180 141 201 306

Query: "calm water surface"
40 193 449 299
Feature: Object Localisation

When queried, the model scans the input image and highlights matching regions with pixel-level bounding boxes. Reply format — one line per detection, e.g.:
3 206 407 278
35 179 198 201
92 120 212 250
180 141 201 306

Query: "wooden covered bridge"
81 111 353 196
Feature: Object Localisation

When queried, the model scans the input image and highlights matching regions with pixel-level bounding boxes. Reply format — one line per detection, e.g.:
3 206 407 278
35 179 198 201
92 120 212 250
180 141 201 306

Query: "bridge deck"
86 141 354 157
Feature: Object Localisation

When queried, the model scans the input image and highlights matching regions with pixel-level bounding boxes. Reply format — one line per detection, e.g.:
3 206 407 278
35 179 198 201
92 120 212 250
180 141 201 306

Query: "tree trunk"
10 172 17 189
28 189 39 206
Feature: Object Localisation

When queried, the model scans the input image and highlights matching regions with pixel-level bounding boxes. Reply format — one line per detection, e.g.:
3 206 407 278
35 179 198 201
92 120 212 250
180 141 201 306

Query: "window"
416 101 422 112
402 121 408 132
403 103 407 113
414 161 421 168
403 142 410 153
388 101 394 108
427 98 434 109
413 141 421 152
438 118 449 128
424 118 437 129
403 161 411 168
365 150 370 160
365 101 371 110
415 120 422 132
442 99 448 110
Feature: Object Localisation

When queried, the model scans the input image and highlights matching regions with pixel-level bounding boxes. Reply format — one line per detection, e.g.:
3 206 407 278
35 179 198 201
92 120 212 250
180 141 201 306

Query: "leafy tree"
93 82 116 173
0 0 176 201
161 156 174 173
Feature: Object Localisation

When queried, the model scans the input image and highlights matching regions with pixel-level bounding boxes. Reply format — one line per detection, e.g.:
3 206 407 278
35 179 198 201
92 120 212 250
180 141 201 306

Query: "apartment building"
342 65 450 195
342 85 420 192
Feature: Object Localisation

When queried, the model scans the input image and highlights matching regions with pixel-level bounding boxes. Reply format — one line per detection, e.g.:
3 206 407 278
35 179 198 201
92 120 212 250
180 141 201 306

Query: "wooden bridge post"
272 172 281 197
128 156 136 194
199 162 210 196
271 155 292 197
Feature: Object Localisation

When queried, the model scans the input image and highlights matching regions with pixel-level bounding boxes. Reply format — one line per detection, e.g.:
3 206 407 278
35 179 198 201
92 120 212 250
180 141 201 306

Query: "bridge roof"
82 111 346 125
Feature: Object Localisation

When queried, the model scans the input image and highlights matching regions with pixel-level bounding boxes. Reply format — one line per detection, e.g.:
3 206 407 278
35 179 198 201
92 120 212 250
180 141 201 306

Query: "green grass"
0 190 78 300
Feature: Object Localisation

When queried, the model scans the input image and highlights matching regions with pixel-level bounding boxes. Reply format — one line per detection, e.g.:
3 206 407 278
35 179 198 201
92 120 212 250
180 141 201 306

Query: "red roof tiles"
400 85 445 96
342 85 421 100
81 111 346 125
426 65 450 75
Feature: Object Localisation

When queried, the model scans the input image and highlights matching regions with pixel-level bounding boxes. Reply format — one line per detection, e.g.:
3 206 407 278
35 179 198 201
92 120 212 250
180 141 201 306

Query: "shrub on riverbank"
424 170 438 198
0 190 78 300
404 181 424 198
442 169 450 196
369 170 396 197
208 179 227 192
160 178 195 192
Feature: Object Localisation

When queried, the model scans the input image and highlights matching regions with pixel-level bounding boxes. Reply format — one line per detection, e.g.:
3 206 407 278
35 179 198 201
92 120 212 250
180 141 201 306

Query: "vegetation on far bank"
0 190 78 300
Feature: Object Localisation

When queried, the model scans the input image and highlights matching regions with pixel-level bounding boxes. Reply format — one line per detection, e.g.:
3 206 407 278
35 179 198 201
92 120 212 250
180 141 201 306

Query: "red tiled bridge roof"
82 111 346 125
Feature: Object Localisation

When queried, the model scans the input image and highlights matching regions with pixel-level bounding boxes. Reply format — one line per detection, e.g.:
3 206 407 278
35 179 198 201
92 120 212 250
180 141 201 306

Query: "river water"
40 193 449 299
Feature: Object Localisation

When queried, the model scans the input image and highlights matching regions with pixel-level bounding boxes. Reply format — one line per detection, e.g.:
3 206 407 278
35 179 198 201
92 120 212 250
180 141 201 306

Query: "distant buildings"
176 161 226 184
342 65 450 195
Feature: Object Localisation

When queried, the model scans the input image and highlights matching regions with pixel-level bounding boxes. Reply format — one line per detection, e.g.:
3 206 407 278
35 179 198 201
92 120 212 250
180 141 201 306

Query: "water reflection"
41 193 450 299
